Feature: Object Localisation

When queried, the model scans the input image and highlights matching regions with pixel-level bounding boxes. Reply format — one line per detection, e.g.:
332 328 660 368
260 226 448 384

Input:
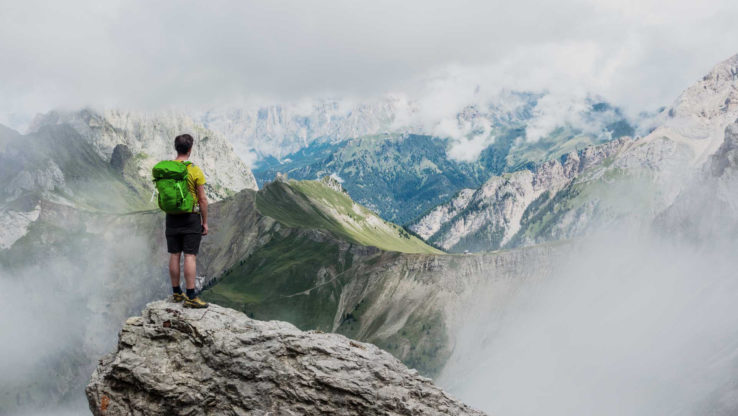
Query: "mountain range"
197 91 638 162
410 54 738 252
3 53 738 415
249 95 635 224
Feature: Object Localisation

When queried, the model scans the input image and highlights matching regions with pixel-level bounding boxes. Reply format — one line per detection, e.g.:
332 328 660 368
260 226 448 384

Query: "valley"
199 177 558 376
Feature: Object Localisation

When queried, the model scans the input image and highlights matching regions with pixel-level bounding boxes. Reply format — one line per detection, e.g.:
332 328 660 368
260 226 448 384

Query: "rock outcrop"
110 144 133 173
86 301 486 416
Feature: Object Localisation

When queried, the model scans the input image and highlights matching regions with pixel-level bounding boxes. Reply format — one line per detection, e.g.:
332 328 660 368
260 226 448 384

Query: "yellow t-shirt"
178 161 206 205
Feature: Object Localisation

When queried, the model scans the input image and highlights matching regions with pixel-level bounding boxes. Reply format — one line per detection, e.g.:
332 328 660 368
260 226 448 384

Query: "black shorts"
165 213 203 255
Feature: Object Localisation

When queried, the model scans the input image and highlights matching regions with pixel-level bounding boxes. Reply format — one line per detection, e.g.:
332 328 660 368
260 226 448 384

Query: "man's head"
174 134 194 156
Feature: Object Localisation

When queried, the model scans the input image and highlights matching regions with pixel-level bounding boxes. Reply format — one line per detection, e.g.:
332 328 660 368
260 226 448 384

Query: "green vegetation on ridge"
203 177 450 377
203 233 349 330
255 178 442 254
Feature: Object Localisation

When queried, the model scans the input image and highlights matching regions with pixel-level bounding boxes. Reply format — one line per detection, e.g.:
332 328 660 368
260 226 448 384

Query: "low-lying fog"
441 226 738 415
0 214 167 415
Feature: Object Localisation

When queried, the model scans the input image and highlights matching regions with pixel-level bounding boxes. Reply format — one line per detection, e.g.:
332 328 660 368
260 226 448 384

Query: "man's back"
158 133 209 309
182 161 206 208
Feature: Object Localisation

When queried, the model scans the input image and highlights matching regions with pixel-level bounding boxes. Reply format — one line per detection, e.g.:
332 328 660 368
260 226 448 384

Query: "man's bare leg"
184 254 197 290
169 252 182 288
182 253 207 307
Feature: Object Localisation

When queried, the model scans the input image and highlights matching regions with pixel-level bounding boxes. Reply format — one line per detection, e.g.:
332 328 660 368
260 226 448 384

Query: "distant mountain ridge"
411 54 738 253
198 91 635 162
409 137 632 251
254 134 494 224
251 96 634 224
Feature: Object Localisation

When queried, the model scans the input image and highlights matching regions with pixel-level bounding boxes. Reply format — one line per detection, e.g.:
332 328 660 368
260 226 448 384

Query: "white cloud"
238 148 260 168
525 93 595 142
447 133 496 162
1 0 737 129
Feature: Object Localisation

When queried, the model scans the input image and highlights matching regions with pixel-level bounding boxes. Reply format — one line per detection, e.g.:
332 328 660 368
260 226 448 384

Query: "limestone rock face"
657 119 738 241
408 55 738 253
29 108 258 201
86 301 486 416
410 137 631 251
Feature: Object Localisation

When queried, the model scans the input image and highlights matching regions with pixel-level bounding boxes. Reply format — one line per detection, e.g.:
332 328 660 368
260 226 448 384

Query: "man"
165 134 209 308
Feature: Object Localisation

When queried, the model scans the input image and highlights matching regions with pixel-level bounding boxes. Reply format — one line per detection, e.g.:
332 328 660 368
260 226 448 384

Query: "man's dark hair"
174 134 194 155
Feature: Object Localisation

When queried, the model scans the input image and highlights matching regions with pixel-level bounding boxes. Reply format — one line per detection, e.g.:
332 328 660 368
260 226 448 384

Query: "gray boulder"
86 301 485 416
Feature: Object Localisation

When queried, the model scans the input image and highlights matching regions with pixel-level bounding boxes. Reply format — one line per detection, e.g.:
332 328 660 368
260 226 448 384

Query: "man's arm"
197 184 208 235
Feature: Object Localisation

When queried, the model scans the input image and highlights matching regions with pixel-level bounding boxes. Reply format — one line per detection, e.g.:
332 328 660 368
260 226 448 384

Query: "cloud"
441 232 738 416
523 92 625 142
238 148 260 168
1 0 738 130
0 210 168 414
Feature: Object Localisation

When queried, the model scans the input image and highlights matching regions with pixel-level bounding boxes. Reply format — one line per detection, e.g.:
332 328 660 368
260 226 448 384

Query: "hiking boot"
171 293 186 303
184 296 209 309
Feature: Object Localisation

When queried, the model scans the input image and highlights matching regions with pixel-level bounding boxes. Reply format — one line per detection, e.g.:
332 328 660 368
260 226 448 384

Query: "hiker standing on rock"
152 134 209 308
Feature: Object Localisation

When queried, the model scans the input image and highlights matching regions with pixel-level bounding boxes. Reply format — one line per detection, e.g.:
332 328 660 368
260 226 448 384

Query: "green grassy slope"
202 178 450 376
203 232 351 330
202 236 450 377
255 177 442 254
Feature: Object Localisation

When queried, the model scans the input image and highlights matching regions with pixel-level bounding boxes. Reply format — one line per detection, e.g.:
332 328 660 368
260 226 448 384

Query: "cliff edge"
86 301 485 416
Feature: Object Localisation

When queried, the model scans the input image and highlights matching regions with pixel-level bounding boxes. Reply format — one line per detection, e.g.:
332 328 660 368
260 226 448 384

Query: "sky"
1 0 738 130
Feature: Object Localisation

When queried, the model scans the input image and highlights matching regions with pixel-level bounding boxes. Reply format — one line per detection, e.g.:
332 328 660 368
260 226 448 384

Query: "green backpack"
152 161 195 214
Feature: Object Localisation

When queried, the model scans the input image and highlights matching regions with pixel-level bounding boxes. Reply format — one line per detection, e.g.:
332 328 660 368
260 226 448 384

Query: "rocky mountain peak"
319 174 347 194
702 53 738 84
651 53 738 164
671 54 738 118
86 301 484 416
655 119 738 242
